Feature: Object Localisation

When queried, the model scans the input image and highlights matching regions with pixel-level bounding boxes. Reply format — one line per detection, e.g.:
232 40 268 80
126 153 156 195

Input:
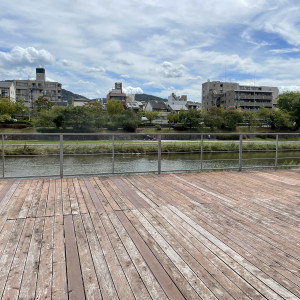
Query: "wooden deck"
0 170 299 299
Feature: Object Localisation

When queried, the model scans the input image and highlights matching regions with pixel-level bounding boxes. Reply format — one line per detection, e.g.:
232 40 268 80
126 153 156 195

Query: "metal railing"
1 132 300 179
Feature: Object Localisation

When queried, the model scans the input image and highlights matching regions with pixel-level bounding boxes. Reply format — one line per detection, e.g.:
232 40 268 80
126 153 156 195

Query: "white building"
0 81 16 102
167 93 188 111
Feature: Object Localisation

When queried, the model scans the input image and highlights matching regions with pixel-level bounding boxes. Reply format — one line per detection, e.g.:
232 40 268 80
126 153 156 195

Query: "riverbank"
3 140 300 155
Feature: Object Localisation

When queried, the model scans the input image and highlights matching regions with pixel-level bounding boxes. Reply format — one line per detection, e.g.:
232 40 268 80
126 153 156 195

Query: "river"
1 151 300 178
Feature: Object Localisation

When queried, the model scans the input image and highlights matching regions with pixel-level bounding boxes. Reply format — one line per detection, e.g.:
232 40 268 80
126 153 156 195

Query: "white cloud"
123 86 144 95
86 67 105 73
160 61 186 78
0 46 55 68
269 48 300 54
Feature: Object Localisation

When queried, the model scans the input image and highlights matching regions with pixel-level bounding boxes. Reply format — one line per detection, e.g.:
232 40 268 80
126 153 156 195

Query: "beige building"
0 81 16 102
202 80 279 112
13 68 65 108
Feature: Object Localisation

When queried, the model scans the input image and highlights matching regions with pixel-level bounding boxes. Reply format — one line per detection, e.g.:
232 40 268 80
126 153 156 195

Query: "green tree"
277 92 300 128
223 108 243 130
33 96 53 113
203 107 224 130
107 99 124 116
243 111 257 128
256 107 293 129
0 98 17 117
144 110 159 124
182 109 202 129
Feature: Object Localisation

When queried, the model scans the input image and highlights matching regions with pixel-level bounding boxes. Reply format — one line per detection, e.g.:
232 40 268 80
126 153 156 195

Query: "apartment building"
202 80 279 112
106 82 126 106
12 68 65 108
0 81 16 102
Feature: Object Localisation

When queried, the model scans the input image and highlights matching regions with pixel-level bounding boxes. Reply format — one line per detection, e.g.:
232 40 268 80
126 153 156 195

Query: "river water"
2 151 300 178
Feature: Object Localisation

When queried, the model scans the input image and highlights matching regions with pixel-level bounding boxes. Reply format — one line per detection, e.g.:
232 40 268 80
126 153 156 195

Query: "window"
16 82 27 87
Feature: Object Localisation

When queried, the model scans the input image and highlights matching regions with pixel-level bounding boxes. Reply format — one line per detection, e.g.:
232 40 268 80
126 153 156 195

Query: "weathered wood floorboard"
0 169 299 299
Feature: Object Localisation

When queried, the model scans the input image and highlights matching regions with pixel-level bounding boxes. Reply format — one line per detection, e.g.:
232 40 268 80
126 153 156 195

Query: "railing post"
112 134 115 174
275 134 279 169
60 134 63 179
239 134 243 171
158 134 161 174
200 134 203 171
2 134 5 178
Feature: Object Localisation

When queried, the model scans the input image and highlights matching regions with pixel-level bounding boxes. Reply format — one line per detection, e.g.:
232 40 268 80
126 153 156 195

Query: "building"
106 82 126 107
11 68 64 108
202 80 279 112
0 81 16 102
167 93 188 112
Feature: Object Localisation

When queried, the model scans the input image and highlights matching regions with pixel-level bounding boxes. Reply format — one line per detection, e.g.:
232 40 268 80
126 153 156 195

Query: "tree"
243 111 257 128
182 109 202 129
167 111 180 128
144 110 159 124
33 96 53 113
0 98 17 116
277 92 300 128
107 99 124 116
223 107 243 130
256 107 293 130
203 107 224 130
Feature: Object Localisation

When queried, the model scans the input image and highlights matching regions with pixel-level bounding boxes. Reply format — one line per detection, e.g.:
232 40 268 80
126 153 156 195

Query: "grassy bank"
2 140 300 155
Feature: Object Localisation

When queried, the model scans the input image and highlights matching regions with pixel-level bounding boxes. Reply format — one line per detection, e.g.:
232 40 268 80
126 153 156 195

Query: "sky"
1 0 300 102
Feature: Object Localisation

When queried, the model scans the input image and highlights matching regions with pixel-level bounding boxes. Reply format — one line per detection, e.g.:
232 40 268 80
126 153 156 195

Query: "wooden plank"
27 180 44 218
0 181 14 204
0 219 25 298
64 215 85 299
45 179 56 217
78 177 97 214
72 214 102 299
157 205 263 299
73 178 88 214
148 206 248 299
61 178 71 216
117 210 186 300
54 178 63 216
18 180 39 219
102 178 129 210
67 178 80 215
101 211 151 299
0 181 20 218
190 203 300 296
141 207 239 299
81 213 119 300
52 215 68 299
110 177 150 208
132 208 217 299
35 216 54 299
2 218 35 299
84 178 105 214
89 212 135 300
105 178 136 210
19 217 45 300
109 211 168 299
94 177 121 211
169 205 295 299
7 181 30 220
36 180 50 218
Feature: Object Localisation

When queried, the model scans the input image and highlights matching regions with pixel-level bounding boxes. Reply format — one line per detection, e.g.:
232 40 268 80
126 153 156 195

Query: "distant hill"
135 94 167 102
62 89 89 105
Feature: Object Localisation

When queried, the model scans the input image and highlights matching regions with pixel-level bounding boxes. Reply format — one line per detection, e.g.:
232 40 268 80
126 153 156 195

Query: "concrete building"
0 81 16 102
12 68 64 108
202 80 279 112
167 93 188 111
106 82 126 107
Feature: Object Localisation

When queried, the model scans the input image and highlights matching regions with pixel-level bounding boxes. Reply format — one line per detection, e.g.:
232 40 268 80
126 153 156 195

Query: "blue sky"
1 0 300 101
